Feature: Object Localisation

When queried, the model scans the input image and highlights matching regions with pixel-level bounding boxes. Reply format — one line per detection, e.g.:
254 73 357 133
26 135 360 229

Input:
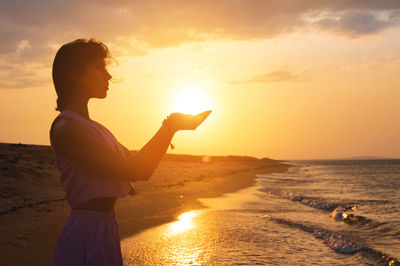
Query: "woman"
50 38 210 266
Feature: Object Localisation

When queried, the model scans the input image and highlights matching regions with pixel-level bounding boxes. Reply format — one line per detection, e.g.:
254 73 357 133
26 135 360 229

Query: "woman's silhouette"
50 38 210 265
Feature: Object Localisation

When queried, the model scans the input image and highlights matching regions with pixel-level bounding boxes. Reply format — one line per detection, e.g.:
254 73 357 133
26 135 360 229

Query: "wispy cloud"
2 1 400 57
230 70 310 85
1 1 400 89
0 60 50 89
311 10 400 37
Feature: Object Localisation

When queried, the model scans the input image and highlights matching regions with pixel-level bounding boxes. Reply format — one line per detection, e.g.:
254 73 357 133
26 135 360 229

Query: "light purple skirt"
52 210 123 266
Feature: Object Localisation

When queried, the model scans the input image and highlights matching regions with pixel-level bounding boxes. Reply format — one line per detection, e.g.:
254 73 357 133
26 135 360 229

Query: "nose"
106 71 112 80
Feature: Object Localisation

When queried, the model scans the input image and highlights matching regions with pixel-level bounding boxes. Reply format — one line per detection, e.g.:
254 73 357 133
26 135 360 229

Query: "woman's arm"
51 117 142 181
51 117 174 182
51 111 210 182
125 123 174 181
130 110 211 180
119 111 211 181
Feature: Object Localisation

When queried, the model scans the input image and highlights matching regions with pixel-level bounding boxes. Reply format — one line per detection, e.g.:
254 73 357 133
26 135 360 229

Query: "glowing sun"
172 87 213 114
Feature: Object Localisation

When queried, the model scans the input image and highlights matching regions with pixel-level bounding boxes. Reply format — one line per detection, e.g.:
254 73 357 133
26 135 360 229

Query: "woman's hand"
163 110 212 133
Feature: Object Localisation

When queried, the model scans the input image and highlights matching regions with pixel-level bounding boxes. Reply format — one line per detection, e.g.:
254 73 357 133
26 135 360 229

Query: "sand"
0 143 289 265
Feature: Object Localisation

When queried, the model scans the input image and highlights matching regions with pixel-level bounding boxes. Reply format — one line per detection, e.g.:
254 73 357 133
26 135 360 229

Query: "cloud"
1 0 400 89
0 60 50 89
312 10 400 37
2 1 400 55
230 70 310 84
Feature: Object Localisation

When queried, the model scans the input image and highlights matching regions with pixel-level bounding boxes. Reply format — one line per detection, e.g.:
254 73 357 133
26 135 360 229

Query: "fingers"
197 110 212 116
165 110 211 131
195 110 212 126
196 110 212 120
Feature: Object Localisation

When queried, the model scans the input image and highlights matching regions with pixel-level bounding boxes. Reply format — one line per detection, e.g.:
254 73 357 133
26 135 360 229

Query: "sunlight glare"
172 86 212 115
169 211 198 235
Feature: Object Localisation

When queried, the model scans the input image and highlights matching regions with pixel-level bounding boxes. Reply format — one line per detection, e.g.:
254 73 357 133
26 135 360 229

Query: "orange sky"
1 1 400 159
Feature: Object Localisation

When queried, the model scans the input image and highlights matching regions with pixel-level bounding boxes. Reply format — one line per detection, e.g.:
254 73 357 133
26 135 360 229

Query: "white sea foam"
313 230 362 254
330 207 347 220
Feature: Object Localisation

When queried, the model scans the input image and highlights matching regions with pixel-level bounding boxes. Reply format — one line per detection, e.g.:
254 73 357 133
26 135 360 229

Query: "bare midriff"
73 197 118 213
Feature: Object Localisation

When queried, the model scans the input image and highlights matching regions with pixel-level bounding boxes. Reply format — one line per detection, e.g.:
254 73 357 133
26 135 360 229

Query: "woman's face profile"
79 60 112 99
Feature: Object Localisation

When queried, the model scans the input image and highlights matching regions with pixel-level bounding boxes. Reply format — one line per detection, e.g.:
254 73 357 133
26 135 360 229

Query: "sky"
1 0 400 160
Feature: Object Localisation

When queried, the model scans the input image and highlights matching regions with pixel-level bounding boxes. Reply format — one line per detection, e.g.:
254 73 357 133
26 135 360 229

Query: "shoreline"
0 142 289 265
117 163 290 240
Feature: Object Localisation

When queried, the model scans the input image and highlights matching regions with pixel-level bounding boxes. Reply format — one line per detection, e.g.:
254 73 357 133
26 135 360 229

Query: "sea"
121 159 400 265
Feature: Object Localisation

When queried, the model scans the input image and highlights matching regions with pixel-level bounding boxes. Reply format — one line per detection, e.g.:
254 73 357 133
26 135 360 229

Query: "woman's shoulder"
51 110 95 137
51 115 79 134
51 115 84 143
50 115 109 162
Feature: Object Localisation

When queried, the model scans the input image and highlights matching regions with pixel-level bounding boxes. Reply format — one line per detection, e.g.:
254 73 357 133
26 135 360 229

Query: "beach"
121 159 400 265
0 142 288 265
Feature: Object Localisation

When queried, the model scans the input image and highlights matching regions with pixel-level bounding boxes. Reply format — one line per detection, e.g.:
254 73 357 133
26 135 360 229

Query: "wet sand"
0 143 288 265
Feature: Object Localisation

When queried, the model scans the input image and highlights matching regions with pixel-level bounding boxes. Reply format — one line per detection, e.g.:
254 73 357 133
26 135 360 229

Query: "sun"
172 86 213 114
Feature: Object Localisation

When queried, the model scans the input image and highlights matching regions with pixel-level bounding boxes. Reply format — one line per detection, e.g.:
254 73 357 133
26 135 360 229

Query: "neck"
65 97 90 120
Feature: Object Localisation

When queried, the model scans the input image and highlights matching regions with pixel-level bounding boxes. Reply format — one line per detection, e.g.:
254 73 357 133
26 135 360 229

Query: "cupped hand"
164 110 212 132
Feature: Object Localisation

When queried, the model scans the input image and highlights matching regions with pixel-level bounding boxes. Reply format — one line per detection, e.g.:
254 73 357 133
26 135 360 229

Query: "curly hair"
52 38 112 111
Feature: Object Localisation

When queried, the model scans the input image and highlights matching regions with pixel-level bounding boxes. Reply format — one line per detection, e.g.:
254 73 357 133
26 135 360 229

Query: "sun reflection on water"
169 210 198 235
163 210 210 264
122 209 213 265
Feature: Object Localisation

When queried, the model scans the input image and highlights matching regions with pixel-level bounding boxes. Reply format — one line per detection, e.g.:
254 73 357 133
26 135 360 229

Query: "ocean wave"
268 217 400 265
329 207 371 225
281 191 355 212
281 192 374 225
262 189 376 227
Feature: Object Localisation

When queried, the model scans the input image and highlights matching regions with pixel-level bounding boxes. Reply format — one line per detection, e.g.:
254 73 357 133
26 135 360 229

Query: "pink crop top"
49 110 134 209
